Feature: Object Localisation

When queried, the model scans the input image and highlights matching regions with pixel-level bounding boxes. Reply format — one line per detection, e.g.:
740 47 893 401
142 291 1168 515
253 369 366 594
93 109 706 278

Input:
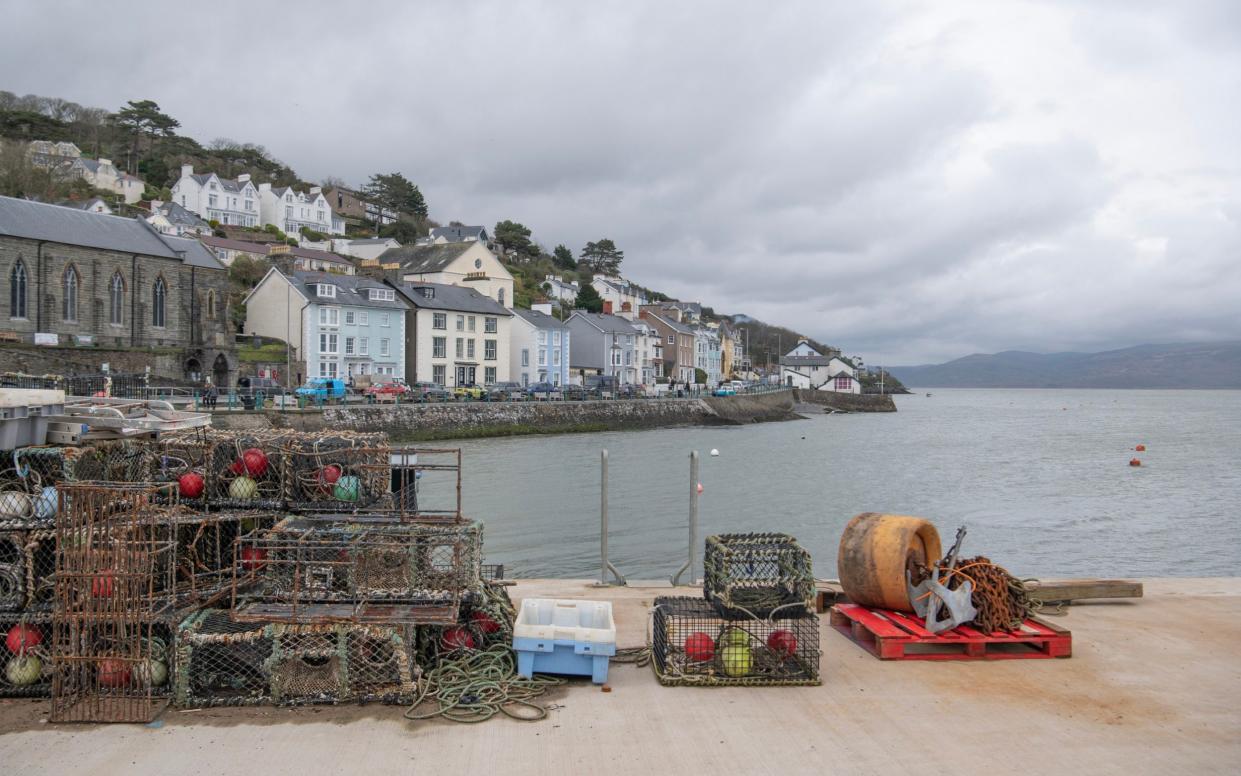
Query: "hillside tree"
552 244 575 271
494 220 539 259
363 172 428 219
573 282 604 313
581 238 623 276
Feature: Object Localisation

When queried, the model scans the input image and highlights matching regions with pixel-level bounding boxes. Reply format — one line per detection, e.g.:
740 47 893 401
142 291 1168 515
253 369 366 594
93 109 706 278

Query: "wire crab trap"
231 517 482 625
65 441 155 483
173 610 416 707
169 508 280 607
282 434 391 513
2 611 52 697
418 581 516 662
703 533 815 618
54 483 178 619
49 614 173 722
0 446 81 529
0 529 56 611
205 430 294 510
386 447 464 523
147 429 213 507
651 596 821 687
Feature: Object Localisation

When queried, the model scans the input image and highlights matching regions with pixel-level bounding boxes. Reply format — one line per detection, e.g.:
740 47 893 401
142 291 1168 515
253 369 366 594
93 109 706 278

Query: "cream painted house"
392 281 513 388
371 241 514 310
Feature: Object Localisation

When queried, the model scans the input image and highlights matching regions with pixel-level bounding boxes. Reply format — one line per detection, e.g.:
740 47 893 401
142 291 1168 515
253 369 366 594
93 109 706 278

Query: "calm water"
425 389 1241 579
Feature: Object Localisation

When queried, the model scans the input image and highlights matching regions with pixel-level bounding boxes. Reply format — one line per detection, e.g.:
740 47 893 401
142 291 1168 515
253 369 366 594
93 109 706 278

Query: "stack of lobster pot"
652 532 822 687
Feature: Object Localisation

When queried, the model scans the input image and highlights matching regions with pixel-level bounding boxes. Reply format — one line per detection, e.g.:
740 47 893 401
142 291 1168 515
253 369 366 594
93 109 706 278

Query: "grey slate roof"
642 310 694 335
430 225 488 243
514 307 567 330
568 312 639 334
380 242 474 274
163 235 227 270
0 194 179 259
200 234 270 253
344 238 399 246
394 282 512 316
780 355 831 367
291 271 410 310
156 201 210 229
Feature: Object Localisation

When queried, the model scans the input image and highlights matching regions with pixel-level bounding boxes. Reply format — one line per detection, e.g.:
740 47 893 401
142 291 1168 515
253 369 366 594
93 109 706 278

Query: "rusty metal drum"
837 513 942 612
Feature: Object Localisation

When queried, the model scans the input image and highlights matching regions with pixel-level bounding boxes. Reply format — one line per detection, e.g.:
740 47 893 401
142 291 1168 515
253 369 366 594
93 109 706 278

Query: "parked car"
410 382 452 402
296 377 348 402
236 376 283 397
525 381 558 399
453 383 488 400
365 380 411 399
561 384 588 401
584 374 619 396
487 381 525 401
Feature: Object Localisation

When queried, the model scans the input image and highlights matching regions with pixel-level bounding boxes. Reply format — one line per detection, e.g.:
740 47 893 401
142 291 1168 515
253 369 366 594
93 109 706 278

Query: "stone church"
0 195 236 385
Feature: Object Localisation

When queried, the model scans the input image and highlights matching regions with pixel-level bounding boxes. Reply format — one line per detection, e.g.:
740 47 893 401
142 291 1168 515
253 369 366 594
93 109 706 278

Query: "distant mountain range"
888 342 1241 389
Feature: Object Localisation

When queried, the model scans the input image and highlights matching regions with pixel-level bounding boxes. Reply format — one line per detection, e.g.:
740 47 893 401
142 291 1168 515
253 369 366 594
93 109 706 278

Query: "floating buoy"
1129 458 1141 467
710 449 720 457
1135 444 1146 452
696 483 704 494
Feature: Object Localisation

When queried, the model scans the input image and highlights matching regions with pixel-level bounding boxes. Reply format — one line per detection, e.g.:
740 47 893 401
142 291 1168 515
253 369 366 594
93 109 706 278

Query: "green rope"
404 645 565 724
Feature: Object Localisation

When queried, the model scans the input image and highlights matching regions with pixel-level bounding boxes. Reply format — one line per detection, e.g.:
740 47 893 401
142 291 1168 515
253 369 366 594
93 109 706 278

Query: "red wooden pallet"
830 603 1072 661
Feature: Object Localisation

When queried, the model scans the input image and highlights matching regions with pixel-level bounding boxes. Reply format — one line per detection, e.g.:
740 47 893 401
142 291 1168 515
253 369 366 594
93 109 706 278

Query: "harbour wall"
793 389 897 412
210 389 799 440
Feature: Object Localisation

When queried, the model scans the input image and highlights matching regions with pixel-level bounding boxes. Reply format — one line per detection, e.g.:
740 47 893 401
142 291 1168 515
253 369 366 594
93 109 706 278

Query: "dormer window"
419 287 435 299
368 289 395 302
317 284 337 298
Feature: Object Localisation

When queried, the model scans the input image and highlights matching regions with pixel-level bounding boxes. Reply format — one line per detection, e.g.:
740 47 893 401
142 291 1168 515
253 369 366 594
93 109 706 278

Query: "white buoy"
710 449 719 457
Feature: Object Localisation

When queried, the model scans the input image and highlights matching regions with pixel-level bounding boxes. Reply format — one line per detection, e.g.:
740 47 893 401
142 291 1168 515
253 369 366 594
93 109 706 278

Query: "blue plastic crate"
512 599 616 684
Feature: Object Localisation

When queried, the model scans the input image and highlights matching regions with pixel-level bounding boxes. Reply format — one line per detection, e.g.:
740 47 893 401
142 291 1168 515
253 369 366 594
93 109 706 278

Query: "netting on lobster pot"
651 596 821 687
1 611 52 697
0 446 82 529
174 609 274 707
267 622 416 705
0 529 55 611
147 429 213 506
49 614 174 723
65 441 155 483
170 509 279 607
703 533 815 618
232 517 482 625
282 433 391 513
418 581 516 663
206 431 292 509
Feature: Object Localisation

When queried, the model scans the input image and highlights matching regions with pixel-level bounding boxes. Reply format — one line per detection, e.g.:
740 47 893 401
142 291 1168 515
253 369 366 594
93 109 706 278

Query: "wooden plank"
1027 579 1143 602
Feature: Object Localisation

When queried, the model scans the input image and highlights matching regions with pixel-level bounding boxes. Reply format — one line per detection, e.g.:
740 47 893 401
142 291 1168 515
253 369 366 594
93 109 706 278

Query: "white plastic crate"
0 389 66 450
513 599 616 684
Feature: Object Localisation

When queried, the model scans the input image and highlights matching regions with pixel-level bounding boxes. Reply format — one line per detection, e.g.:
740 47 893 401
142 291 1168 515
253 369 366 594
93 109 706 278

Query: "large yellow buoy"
837 513 942 612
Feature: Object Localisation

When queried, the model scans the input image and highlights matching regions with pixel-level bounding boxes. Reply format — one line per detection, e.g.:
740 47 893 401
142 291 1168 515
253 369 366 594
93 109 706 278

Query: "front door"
456 366 466 386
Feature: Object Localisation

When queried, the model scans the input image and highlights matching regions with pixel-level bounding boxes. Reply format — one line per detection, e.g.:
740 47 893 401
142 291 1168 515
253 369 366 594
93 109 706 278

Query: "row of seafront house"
1 162 860 393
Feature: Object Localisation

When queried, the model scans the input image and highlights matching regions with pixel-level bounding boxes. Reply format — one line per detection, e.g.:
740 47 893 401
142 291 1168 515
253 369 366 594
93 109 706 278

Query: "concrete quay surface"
1 577 1238 776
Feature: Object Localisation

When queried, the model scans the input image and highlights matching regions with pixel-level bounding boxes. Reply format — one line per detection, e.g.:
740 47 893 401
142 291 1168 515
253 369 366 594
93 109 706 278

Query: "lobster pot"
55 484 177 618
480 563 505 582
172 509 279 606
1 611 52 697
269 623 415 705
0 529 55 611
420 581 516 662
206 431 292 510
282 434 391 513
66 441 154 483
651 596 821 687
0 445 83 529
233 517 482 624
146 430 213 507
703 533 815 617
49 614 173 723
174 610 275 707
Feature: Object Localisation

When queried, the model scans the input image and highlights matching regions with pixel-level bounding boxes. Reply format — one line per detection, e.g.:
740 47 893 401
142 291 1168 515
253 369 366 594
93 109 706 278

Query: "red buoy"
1135 444 1146 452
1129 458 1141 467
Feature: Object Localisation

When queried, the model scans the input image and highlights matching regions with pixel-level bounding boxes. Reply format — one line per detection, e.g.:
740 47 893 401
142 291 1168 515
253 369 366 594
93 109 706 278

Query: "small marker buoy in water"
697 483 704 494
1130 458 1141 467
710 449 719 457
1135 444 1146 452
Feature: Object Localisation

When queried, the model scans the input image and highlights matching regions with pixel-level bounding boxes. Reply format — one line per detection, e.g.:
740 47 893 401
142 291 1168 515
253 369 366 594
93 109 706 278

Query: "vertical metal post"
670 450 699 586
596 449 626 586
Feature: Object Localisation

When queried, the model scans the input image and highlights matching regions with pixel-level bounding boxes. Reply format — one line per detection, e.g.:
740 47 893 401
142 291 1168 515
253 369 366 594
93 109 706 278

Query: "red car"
364 381 410 398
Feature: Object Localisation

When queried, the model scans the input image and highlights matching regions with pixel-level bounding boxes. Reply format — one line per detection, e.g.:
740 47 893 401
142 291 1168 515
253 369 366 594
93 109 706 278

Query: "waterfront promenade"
2 577 1236 775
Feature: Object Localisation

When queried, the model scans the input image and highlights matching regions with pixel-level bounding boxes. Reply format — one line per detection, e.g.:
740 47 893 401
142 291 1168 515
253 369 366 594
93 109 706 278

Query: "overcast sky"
3 1 1238 364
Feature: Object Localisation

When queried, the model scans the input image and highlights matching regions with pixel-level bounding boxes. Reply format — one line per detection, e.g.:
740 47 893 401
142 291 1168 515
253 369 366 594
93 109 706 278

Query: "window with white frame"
433 313 446 330
433 337 446 358
381 313 390 327
553 330 560 345
538 347 546 366
537 331 547 344
432 365 446 385
484 340 496 360
553 349 561 366
456 315 464 331
359 337 369 355
467 316 476 332
359 311 368 325
316 284 336 299
319 307 339 326
380 338 390 357
667 335 674 344
345 311 355 325
455 338 464 358
320 333 338 354
369 289 394 302
345 337 355 355
521 349 529 367
484 317 497 333
485 367 496 384
467 339 475 359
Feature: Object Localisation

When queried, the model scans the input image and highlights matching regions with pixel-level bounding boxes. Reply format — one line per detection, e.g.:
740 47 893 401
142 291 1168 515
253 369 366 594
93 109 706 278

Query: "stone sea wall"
792 389 897 412
211 389 800 440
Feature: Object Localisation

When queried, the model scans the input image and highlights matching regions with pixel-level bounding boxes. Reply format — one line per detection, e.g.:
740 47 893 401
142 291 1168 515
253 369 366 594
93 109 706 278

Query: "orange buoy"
1135 444 1146 452
838 513 942 612
1129 458 1141 467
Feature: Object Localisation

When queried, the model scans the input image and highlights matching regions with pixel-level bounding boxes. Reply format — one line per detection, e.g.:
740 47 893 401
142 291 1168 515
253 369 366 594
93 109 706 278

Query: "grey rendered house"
564 311 641 385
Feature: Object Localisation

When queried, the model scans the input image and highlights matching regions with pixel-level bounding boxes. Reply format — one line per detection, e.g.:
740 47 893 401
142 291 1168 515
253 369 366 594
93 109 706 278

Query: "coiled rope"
404 645 565 724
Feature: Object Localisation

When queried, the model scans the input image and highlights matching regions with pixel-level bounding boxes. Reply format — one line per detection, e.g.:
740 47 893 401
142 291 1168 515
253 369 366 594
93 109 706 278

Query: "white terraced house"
171 164 261 227
258 183 343 236
391 281 513 388
243 269 409 384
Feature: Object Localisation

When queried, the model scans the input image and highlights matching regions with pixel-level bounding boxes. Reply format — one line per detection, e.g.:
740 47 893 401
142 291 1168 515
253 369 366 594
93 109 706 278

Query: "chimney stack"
532 302 553 315
309 186 322 195
603 301 613 314
238 173 251 183
181 164 194 178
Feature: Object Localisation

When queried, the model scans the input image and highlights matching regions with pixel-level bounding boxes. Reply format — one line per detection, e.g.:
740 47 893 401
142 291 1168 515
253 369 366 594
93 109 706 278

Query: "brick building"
0 195 236 385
